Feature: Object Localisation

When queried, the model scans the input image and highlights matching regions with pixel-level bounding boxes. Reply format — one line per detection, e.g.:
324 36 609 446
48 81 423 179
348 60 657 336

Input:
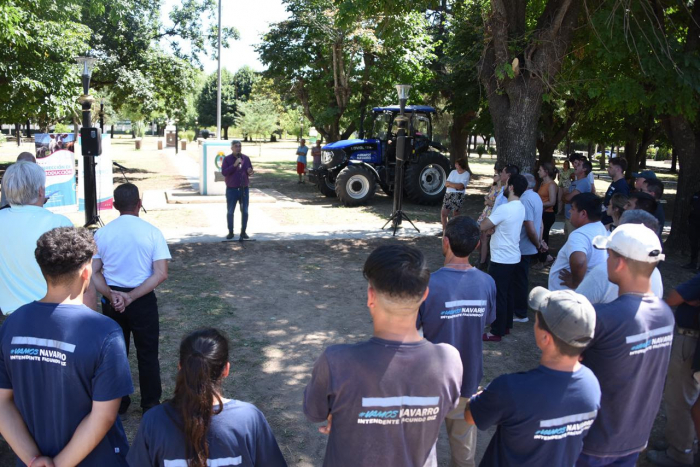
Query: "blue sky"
163 0 289 73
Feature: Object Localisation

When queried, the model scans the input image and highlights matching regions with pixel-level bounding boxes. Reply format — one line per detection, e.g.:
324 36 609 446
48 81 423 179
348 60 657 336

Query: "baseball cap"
631 170 656 180
592 223 664 262
528 287 596 348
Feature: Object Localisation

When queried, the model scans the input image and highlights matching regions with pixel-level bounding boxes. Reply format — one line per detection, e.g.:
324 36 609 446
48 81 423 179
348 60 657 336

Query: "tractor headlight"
322 151 334 164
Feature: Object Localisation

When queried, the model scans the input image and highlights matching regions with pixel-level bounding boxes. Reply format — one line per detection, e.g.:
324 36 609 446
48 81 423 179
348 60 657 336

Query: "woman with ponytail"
127 329 287 467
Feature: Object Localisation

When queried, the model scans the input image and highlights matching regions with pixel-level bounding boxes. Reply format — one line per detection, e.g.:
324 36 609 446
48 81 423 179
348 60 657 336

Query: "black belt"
109 286 135 293
677 327 700 338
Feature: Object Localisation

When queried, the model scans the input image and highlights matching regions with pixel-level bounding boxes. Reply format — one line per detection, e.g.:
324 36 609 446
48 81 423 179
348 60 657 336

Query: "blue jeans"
226 187 249 234
576 452 640 467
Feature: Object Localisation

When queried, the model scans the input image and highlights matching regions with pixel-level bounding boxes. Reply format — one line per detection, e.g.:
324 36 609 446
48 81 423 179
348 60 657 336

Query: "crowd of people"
0 147 697 467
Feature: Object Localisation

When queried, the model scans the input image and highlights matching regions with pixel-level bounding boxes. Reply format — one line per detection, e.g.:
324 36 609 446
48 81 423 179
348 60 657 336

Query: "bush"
184 130 195 142
201 129 211 139
488 146 496 157
53 123 70 133
476 144 486 158
655 147 670 161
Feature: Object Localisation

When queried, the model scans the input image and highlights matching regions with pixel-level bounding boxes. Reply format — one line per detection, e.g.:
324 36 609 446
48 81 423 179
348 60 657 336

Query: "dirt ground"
0 137 694 466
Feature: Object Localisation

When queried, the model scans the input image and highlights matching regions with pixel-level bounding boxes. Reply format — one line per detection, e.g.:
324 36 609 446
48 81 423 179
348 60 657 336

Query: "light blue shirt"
296 145 309 163
0 205 73 314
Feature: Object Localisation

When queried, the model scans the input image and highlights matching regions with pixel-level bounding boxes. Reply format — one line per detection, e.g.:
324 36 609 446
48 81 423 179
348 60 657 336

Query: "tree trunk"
664 114 700 252
598 144 606 170
625 136 639 176
26 120 31 138
449 112 476 171
587 142 594 159
15 123 20 146
488 86 543 172
671 148 677 173
223 126 229 140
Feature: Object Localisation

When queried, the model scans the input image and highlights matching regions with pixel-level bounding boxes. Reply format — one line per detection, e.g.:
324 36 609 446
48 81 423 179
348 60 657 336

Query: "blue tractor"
308 105 451 206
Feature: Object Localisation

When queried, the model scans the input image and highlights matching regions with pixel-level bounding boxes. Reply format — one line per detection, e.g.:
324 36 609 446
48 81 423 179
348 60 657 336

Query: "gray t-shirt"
303 337 462 467
565 177 592 219
519 189 544 255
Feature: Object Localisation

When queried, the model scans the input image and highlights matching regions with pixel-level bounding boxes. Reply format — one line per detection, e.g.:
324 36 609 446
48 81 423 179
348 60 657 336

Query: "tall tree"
197 69 237 139
258 0 435 142
479 0 582 172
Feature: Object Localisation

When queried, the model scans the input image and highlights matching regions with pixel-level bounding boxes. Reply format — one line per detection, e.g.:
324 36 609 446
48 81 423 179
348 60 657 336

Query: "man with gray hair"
0 161 73 315
0 152 36 208
221 140 254 240
576 210 664 304
512 173 543 324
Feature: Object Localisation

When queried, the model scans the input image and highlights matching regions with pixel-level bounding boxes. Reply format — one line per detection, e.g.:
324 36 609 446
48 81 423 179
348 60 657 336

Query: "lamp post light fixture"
76 54 101 227
382 84 419 235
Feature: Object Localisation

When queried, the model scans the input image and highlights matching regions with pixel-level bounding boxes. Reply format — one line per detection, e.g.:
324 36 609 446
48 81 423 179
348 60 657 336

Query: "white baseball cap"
592 223 664 263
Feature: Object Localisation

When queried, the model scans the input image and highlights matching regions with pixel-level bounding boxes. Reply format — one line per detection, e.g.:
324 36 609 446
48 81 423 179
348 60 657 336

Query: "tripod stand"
382 93 419 237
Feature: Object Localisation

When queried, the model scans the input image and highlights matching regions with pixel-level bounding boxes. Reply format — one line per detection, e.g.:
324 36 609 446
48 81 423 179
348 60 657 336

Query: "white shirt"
519 189 543 255
0 205 73 314
446 170 470 194
576 262 664 304
548 221 608 291
94 215 171 288
488 200 525 264
587 171 595 187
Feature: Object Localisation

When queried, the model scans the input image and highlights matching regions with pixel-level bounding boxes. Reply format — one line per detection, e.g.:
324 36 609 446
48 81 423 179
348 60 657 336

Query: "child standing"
296 139 309 184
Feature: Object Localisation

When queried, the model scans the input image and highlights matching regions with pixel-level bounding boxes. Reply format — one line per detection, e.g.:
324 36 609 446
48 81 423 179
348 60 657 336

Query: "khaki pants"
445 397 477 467
664 333 700 464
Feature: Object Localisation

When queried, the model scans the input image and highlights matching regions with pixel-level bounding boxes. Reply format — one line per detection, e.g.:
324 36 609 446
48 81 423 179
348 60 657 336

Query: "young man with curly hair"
0 227 133 466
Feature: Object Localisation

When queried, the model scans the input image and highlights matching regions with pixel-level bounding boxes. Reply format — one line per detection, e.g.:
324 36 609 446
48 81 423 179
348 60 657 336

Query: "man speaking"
221 140 254 240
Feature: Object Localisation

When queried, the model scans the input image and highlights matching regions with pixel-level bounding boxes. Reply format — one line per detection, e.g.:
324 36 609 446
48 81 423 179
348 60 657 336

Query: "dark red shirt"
221 153 253 188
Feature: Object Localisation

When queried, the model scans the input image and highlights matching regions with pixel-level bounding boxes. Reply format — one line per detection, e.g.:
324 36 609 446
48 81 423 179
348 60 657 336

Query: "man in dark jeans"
684 189 700 270
221 140 254 240
92 183 171 414
480 175 527 342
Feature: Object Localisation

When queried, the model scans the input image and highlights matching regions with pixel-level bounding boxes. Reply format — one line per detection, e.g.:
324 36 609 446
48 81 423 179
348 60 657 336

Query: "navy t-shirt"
470 365 600 467
602 178 629 224
418 267 496 397
303 337 462 467
127 400 287 466
0 302 133 466
675 272 700 330
581 294 675 457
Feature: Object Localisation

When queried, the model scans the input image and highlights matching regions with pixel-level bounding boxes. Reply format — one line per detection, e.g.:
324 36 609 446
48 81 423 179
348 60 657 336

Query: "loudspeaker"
80 127 102 156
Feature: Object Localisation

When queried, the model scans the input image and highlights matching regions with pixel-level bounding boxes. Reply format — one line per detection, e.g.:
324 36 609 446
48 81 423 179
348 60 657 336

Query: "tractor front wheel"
335 165 376 206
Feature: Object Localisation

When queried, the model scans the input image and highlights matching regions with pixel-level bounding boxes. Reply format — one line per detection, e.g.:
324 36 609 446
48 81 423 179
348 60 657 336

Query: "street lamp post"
76 55 99 227
382 84 419 236
99 98 105 133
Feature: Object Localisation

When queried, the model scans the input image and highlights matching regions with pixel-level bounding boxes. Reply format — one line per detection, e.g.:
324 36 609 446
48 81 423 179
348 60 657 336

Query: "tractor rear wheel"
404 152 450 205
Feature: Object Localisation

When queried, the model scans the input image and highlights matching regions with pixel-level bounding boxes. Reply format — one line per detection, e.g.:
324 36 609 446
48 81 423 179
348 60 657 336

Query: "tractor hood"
323 139 372 150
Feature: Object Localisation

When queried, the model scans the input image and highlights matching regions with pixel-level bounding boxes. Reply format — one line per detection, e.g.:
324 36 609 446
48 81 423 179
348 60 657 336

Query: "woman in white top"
440 158 470 234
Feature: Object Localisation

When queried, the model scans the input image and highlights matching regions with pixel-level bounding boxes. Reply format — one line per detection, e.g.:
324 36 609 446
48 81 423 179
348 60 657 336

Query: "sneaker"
226 233 234 240
513 316 529 323
482 333 502 342
240 232 249 240
647 450 692 466
682 262 699 270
